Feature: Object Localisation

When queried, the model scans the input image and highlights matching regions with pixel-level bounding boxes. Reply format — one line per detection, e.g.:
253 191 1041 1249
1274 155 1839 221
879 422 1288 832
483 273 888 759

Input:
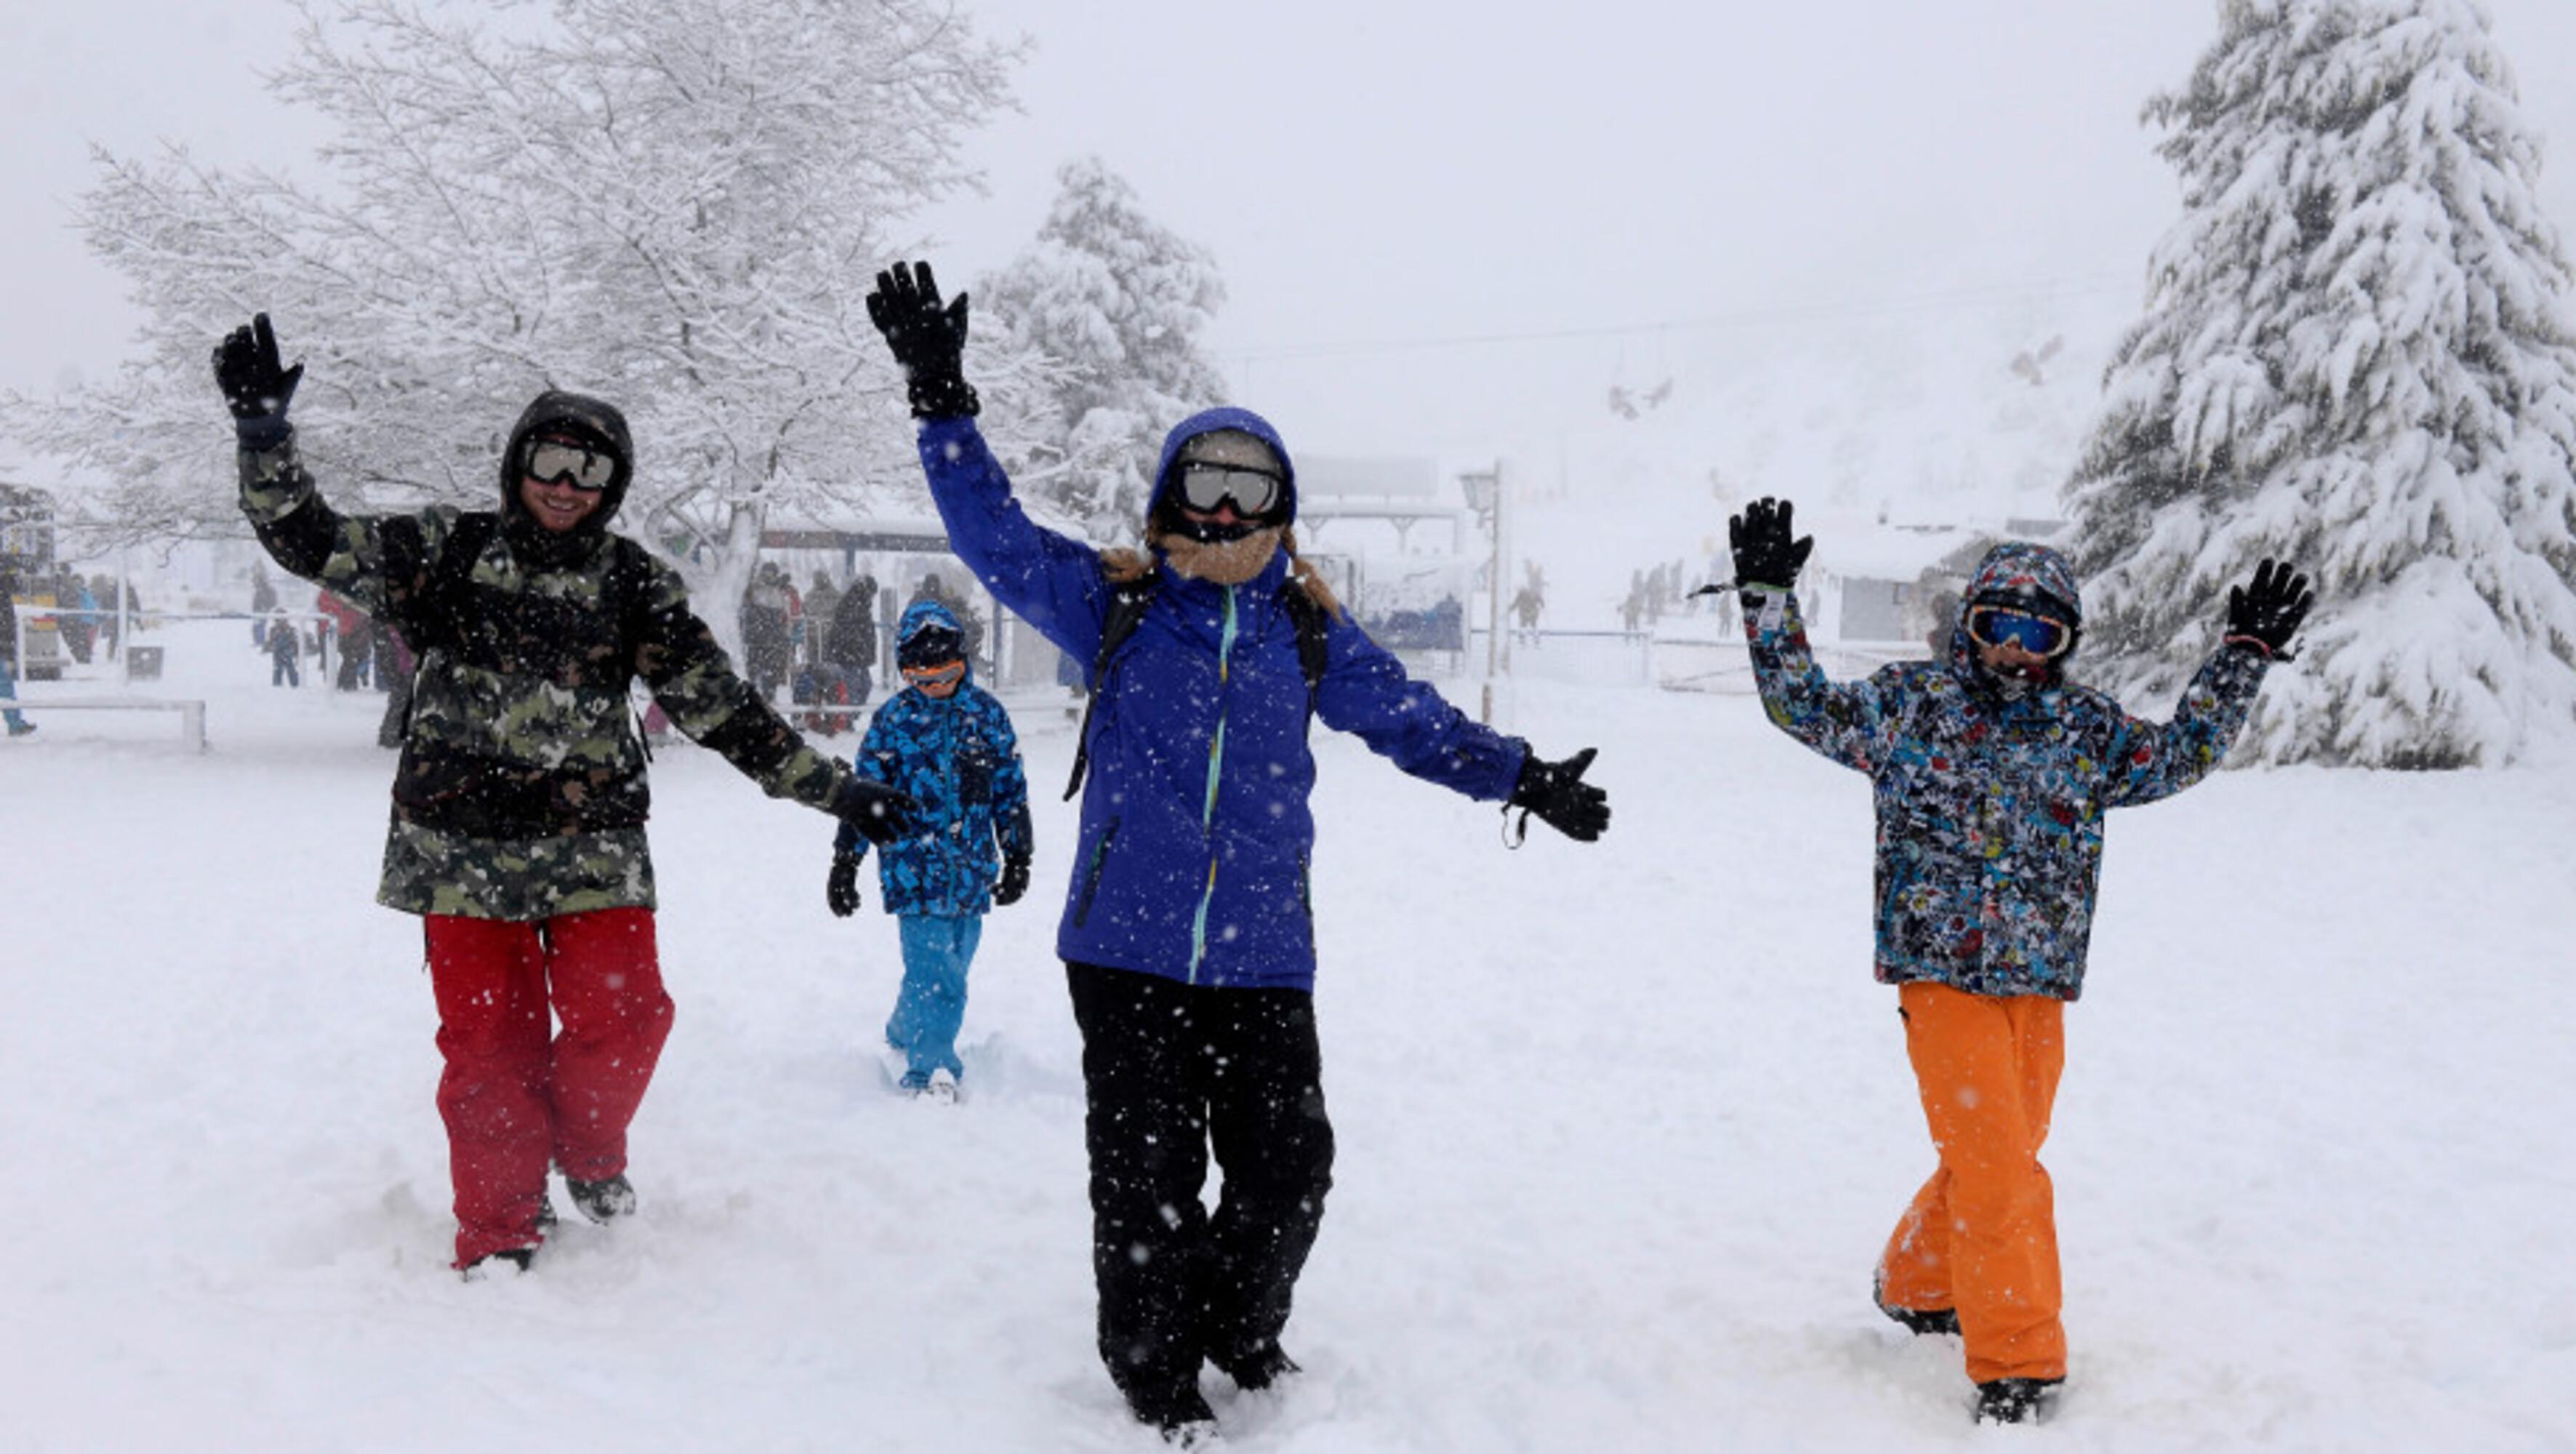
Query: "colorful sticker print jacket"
915 409 1527 992
1744 544 2271 1000
832 601 1032 917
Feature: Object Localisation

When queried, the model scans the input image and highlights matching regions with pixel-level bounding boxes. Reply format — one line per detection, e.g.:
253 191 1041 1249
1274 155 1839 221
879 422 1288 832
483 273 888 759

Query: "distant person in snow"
825 599 1032 1101
1728 497 2311 1426
0 558 33 736
213 312 916 1279
868 260 1612 1445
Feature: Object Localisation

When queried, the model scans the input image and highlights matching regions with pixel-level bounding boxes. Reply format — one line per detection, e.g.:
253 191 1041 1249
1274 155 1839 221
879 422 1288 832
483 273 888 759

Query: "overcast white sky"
7 0 2576 463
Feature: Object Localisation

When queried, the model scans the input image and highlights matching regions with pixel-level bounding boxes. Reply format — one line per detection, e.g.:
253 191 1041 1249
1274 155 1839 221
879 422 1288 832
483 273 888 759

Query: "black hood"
499 391 634 561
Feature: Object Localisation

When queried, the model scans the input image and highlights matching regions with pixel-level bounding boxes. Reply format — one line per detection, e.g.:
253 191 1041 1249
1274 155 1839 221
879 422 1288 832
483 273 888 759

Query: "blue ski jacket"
915 408 1527 991
832 599 1032 917
1745 542 2271 1000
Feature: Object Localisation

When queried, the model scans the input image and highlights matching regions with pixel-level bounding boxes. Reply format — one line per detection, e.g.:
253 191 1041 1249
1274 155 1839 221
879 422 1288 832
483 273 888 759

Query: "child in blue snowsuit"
826 598 1032 1098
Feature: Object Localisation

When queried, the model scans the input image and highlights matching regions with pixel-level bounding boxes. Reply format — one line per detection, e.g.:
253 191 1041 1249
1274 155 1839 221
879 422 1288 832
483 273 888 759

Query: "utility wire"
1216 273 2132 365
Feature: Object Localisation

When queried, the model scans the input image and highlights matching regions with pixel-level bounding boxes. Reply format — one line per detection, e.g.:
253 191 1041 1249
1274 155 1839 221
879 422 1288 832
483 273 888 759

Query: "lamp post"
1458 461 1506 722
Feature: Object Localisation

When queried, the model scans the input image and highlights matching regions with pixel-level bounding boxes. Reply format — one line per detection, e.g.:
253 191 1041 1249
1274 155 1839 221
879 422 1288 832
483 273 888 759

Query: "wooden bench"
17 696 208 752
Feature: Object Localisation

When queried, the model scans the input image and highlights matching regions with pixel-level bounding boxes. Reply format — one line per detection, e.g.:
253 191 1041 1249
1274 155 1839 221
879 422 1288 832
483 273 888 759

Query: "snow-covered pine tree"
1 0 1019 628
2065 0 2576 767
976 158 1227 542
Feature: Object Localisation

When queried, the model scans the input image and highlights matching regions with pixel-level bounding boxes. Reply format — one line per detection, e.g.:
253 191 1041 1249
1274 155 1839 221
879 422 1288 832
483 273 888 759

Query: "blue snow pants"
888 914 982 1083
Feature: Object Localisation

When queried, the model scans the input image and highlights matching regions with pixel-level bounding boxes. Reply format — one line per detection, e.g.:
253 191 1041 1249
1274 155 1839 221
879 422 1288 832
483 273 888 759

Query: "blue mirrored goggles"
1967 604 2073 657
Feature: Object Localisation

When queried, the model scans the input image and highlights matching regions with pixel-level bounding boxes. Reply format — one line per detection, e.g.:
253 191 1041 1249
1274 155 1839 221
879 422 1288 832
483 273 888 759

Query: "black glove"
826 851 862 917
864 260 979 419
1506 747 1610 843
1728 497 1813 593
832 776 919 846
2226 558 2314 660
211 313 304 450
992 853 1031 907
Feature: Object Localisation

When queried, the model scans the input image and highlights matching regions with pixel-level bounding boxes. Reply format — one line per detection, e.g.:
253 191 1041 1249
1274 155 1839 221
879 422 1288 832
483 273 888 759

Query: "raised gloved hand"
992 853 1031 907
832 776 919 847
1728 497 1813 593
2225 558 2314 659
1506 747 1610 843
211 313 304 449
864 260 979 419
826 851 862 917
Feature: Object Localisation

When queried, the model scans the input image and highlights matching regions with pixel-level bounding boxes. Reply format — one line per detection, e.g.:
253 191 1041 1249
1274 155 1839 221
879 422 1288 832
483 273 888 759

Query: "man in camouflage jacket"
1731 497 2311 1424
214 313 915 1275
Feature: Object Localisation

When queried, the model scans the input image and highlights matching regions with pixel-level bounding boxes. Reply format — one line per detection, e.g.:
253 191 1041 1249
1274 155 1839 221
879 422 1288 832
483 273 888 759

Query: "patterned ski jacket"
915 409 1528 992
1744 543 2271 1000
238 393 879 922
832 601 1032 917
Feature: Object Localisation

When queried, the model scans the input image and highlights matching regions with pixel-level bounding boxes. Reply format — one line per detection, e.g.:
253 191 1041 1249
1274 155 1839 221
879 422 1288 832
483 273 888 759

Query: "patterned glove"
992 853 1031 907
826 852 862 918
864 260 979 419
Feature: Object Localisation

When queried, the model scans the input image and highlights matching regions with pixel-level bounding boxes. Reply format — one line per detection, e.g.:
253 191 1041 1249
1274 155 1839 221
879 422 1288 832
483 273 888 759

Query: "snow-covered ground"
3 620 2571 1452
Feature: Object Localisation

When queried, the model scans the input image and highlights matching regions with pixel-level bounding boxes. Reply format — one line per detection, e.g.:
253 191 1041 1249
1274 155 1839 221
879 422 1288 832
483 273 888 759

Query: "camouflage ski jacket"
240 428 869 922
832 601 1033 917
1743 545 2271 1000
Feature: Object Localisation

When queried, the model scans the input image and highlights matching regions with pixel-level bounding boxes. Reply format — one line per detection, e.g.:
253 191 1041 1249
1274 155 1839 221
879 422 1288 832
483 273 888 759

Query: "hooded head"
894 597 970 699
1146 408 1297 585
499 391 634 563
1953 542 2083 693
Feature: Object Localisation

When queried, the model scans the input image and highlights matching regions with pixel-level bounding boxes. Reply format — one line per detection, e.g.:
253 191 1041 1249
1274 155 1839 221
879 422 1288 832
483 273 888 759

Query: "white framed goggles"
1173 461 1283 517
523 440 617 492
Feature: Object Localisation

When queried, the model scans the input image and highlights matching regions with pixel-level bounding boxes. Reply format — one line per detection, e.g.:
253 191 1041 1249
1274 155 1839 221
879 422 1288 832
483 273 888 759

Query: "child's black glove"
864 260 979 419
1728 496 1813 594
211 312 303 450
993 853 1031 907
826 852 862 918
2225 558 2314 659
1506 747 1610 843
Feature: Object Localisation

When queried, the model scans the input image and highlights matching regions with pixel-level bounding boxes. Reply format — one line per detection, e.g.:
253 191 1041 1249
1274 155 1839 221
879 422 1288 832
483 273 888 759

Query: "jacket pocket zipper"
1072 819 1120 928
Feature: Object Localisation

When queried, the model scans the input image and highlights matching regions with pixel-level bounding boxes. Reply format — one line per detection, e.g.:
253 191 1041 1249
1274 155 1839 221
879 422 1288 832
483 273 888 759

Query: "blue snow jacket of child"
1744 542 2271 1001
832 599 1032 917
913 408 1528 992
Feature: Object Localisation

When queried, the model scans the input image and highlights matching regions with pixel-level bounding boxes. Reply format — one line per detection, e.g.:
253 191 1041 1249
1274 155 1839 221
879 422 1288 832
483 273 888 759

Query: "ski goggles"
522 439 617 491
1173 461 1284 518
1967 604 2074 658
901 659 966 691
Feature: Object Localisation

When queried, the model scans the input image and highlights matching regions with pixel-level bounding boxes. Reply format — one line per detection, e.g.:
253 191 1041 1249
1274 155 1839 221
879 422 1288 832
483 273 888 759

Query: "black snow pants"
1064 960 1336 1407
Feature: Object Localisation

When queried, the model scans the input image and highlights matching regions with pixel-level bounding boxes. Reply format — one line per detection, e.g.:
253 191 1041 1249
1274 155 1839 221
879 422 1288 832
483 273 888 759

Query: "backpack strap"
1062 567 1161 801
1060 567 1338 803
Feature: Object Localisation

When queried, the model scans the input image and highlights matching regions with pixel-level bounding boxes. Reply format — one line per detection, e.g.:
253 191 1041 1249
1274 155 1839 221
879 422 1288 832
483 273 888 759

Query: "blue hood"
896 598 972 686
1148 407 1298 526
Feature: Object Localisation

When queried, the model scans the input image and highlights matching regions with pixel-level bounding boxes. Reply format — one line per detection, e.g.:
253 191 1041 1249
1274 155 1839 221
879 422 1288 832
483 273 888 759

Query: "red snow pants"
425 909 673 1269
1875 981 2068 1385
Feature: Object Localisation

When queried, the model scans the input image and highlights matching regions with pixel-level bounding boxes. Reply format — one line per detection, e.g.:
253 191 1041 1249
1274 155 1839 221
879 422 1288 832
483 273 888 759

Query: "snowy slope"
1 621 2571 1452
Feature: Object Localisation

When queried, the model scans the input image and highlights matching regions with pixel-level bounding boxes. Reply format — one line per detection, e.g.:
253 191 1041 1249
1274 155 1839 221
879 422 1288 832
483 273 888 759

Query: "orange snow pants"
1875 981 2068 1384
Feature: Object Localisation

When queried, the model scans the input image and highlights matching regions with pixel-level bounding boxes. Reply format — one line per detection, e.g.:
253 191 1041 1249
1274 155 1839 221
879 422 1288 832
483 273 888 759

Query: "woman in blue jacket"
869 262 1610 1442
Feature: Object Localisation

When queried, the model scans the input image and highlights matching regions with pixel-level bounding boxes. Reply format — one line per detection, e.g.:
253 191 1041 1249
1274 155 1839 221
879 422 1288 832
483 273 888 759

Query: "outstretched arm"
2099 558 2306 808
1732 496 1911 774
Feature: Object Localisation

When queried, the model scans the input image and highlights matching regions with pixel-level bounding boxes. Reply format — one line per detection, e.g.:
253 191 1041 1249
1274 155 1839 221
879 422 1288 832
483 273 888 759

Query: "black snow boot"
462 1247 535 1280
1973 1377 2063 1425
566 1173 636 1224
1873 1276 1959 1336
1124 1382 1219 1446
1211 1340 1300 1392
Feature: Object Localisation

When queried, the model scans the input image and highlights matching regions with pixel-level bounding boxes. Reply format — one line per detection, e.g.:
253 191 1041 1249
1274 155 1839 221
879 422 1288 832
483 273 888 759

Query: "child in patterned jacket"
826 597 1032 1101
1729 497 2311 1426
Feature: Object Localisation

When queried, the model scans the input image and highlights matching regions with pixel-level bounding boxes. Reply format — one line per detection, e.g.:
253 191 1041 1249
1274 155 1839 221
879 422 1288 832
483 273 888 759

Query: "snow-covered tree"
2065 0 2576 767
2 0 1023 622
976 157 1226 542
